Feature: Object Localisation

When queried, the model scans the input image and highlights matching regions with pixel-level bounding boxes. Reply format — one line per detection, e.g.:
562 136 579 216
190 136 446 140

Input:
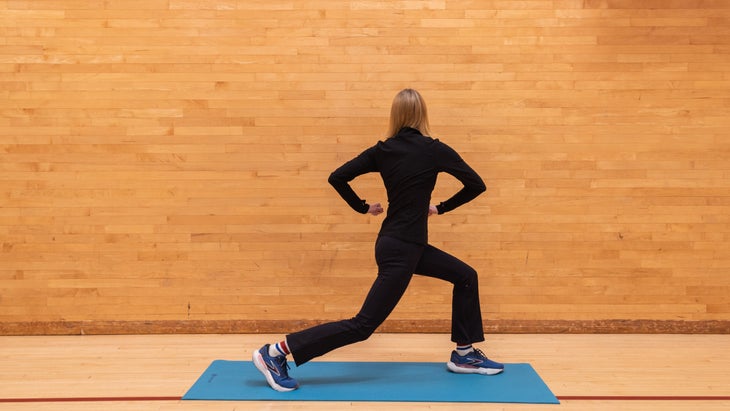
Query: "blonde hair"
386 88 432 138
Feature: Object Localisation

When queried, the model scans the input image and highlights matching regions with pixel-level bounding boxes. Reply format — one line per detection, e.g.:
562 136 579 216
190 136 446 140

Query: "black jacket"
328 127 486 245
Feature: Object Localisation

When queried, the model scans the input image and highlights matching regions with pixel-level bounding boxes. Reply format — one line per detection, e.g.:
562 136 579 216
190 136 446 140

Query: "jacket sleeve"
328 146 378 214
434 141 486 215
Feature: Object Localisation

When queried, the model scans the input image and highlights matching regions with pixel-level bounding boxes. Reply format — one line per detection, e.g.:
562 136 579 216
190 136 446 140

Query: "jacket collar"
395 127 423 137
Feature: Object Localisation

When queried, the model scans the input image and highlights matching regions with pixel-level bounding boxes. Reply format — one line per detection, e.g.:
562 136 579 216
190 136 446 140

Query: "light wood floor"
0 333 728 411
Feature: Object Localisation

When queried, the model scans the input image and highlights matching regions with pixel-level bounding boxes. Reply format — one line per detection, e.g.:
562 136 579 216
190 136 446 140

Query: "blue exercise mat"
183 360 559 404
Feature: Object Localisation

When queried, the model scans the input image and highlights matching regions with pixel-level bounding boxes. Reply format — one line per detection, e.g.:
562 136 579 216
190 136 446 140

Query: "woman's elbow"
475 181 487 194
328 172 341 186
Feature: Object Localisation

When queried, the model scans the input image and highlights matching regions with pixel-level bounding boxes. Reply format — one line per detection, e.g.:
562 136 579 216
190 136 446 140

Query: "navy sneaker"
447 348 504 375
252 344 299 392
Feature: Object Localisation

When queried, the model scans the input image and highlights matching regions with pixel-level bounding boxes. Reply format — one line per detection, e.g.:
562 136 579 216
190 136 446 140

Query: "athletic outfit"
253 127 502 391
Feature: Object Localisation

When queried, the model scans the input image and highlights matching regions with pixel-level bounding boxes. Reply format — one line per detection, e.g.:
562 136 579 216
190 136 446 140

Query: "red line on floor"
0 395 729 403
0 396 182 403
558 396 730 401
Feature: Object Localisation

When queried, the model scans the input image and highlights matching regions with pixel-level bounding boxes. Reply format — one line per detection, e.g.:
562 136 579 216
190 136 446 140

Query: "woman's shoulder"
426 136 452 150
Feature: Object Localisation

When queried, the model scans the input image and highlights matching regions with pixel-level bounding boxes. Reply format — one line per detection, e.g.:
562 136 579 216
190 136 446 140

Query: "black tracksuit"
287 127 487 366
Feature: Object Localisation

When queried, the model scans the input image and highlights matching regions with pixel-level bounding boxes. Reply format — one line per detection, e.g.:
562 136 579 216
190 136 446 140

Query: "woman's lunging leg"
413 244 503 375
414 244 485 344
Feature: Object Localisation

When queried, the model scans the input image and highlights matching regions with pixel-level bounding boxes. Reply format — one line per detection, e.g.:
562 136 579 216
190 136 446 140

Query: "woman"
253 89 503 392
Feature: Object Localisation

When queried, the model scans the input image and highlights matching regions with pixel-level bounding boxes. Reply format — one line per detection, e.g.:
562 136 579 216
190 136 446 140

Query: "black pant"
287 235 485 366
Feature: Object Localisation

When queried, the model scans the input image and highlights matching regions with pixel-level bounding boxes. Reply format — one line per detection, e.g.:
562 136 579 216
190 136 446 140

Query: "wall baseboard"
1 319 728 336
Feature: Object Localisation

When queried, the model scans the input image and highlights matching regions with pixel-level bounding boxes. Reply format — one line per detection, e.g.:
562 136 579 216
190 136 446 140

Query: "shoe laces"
471 347 489 360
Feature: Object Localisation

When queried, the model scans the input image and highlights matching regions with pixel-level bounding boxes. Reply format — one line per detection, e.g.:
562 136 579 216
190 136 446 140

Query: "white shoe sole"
447 361 504 375
252 350 297 392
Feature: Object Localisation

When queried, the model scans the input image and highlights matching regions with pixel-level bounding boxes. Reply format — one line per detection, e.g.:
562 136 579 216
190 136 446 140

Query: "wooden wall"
1 0 729 334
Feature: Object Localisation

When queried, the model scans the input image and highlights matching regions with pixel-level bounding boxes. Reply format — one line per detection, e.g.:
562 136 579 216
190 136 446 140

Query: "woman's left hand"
368 203 384 216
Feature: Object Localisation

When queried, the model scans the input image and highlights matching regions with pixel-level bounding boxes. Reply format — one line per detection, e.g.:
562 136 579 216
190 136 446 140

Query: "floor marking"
0 395 729 403
558 395 730 401
0 396 182 403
